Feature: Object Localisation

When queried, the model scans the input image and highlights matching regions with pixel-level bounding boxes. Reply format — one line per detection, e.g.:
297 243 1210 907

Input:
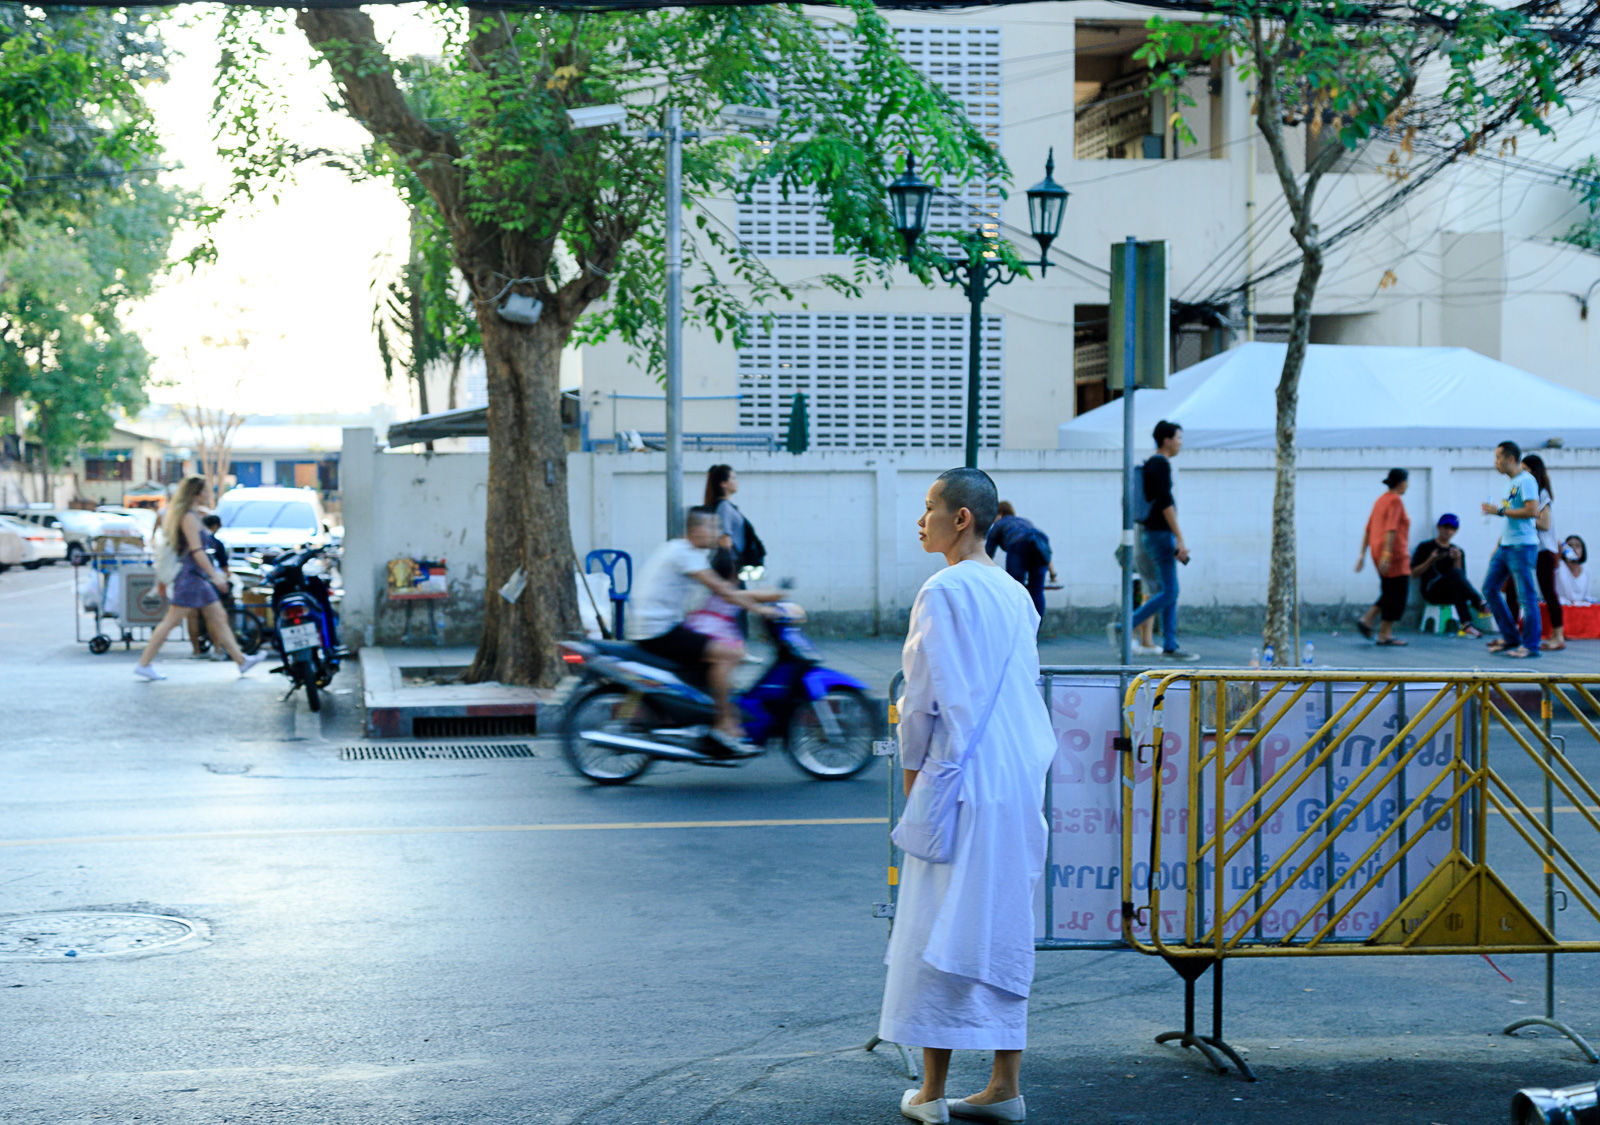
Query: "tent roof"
1057 343 1600 450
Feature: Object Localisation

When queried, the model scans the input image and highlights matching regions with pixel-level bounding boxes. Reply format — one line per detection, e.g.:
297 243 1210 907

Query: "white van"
214 486 331 560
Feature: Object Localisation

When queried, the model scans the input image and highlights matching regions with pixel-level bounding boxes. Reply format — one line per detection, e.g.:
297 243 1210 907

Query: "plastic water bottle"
1249 646 1261 669
1302 642 1315 666
1262 644 1275 668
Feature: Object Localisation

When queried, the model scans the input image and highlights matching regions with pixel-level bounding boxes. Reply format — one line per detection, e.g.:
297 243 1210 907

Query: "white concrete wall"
341 427 490 646
343 427 1600 643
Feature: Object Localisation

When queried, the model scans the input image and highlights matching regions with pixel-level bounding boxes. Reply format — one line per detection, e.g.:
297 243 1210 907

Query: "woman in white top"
1556 535 1593 605
881 468 1055 1125
1522 455 1565 649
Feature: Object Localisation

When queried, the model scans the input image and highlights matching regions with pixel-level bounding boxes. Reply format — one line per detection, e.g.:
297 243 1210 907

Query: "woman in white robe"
880 468 1056 1125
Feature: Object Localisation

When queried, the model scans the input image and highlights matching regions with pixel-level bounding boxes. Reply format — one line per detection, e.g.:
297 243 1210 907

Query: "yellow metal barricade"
1120 668 1600 1073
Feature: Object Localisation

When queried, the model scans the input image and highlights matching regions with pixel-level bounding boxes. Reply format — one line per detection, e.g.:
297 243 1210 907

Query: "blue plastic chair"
584 549 633 639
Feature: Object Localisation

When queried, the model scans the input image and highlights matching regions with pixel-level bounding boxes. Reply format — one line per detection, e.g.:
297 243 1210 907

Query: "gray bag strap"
954 610 1021 771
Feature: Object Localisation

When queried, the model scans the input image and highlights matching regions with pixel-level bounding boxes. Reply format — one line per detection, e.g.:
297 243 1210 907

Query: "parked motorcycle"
558 604 880 785
260 544 342 711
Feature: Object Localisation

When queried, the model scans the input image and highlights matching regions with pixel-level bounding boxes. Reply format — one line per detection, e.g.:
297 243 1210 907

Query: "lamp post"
888 151 1069 468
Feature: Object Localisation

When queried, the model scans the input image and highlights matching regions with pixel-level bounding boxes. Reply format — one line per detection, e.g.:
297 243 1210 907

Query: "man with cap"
1355 468 1412 645
1411 514 1485 638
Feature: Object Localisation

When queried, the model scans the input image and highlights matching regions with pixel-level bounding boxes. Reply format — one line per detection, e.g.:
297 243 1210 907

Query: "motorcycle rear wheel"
784 686 878 779
563 684 654 785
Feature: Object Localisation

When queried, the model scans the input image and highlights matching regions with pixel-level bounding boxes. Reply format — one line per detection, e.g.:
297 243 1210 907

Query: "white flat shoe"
950 1095 1026 1122
901 1089 950 1123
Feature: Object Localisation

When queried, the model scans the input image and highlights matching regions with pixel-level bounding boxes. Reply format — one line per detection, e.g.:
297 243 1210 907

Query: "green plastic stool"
1420 603 1457 635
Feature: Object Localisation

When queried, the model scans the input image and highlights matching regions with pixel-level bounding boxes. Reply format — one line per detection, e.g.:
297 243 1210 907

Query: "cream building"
576 2 1600 451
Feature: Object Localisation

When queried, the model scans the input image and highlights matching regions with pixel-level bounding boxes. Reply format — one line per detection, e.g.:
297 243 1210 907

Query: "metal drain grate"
414 715 539 738
340 742 539 761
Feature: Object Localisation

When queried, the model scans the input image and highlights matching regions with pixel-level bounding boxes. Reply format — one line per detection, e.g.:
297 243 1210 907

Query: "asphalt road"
3 563 1599 1124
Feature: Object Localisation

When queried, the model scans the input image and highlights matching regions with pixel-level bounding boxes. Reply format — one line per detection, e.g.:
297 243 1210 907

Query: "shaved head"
933 467 998 535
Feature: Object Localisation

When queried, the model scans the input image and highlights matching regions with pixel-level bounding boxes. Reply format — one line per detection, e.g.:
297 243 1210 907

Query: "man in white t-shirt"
628 507 773 754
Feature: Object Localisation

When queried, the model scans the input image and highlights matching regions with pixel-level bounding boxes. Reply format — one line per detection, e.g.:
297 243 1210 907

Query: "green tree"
1139 0 1581 653
214 2 1006 686
0 7 185 474
1557 155 1600 252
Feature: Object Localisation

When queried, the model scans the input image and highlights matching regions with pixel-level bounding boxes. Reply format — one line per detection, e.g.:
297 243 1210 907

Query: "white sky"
129 6 445 417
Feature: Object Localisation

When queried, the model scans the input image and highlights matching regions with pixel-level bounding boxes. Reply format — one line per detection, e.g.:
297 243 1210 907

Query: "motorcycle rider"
628 506 776 755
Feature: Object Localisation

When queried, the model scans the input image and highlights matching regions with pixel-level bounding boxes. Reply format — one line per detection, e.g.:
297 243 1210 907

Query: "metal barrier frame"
1121 668 1600 1071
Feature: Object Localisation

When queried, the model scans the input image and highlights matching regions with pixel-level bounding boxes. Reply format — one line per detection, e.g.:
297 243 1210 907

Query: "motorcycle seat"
587 639 684 675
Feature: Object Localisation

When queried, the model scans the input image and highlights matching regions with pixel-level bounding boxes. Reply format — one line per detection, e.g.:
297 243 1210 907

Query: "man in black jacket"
1124 420 1198 660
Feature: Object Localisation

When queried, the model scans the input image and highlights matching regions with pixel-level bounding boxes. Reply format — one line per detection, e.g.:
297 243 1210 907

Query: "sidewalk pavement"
805 623 1595 696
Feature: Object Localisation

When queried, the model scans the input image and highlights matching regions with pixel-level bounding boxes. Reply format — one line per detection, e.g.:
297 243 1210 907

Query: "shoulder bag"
152 524 180 587
891 640 1016 864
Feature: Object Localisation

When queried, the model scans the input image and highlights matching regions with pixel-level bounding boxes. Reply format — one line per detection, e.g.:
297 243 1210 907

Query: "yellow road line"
0 816 889 849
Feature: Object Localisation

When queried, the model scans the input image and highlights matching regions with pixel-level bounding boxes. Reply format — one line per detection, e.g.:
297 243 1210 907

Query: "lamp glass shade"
1025 148 1069 252
887 154 934 256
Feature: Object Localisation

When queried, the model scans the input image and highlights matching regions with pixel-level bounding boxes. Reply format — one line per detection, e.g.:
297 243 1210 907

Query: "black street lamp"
889 150 1069 468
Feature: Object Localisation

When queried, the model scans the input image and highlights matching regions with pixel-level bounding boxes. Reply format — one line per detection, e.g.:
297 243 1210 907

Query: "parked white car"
10 509 104 565
0 514 67 567
0 522 23 570
215 486 331 560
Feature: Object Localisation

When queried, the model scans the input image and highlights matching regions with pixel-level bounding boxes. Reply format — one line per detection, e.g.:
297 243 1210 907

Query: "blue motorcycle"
557 604 880 785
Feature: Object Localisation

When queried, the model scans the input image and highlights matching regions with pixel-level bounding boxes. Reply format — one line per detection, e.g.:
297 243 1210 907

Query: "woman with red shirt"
1356 468 1412 646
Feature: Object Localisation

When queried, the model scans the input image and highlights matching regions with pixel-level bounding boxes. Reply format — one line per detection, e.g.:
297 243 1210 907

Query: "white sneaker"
1134 643 1163 656
238 652 267 676
133 664 166 682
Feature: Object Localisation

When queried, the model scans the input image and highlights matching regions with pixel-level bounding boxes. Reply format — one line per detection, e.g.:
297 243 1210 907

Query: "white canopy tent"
1057 343 1600 450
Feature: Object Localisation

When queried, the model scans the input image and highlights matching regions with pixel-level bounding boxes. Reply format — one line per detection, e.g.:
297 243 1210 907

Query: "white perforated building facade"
576 3 1600 455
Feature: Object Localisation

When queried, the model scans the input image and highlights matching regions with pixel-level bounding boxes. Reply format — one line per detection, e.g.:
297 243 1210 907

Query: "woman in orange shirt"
1355 468 1412 646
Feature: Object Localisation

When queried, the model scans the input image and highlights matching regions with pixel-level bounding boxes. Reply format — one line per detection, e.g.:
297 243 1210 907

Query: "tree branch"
295 9 464 221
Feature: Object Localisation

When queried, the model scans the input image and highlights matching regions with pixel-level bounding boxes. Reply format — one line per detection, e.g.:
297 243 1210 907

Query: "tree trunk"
464 306 581 687
1262 245 1323 655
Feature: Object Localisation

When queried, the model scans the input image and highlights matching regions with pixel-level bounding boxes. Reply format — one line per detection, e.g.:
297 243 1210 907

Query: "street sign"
1107 240 1169 390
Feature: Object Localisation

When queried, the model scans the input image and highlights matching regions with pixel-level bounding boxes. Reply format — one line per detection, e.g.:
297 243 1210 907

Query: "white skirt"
877 854 1029 1051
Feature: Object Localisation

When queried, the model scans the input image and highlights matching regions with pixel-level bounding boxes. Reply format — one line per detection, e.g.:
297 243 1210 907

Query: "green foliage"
0 6 188 467
1558 156 1600 252
1135 0 1567 161
0 6 167 219
213 1 1008 378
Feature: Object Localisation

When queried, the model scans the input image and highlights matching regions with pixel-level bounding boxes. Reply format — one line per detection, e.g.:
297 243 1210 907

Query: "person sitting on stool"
1411 513 1485 638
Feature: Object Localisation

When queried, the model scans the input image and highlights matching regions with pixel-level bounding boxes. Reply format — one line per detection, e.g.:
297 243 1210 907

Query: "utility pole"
663 105 685 539
1119 236 1137 667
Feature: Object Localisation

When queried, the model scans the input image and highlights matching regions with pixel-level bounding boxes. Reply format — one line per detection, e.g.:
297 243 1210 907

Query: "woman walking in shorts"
135 477 267 681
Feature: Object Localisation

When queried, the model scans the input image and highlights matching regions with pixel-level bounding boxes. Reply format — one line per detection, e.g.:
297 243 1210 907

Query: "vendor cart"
75 534 168 654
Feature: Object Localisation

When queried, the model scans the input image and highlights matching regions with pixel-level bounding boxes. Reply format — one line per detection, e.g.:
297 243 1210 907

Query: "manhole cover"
0 911 204 961
339 741 539 761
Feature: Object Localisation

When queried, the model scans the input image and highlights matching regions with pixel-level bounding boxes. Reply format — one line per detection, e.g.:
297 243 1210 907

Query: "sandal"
1355 619 1374 639
1375 637 1408 646
1486 639 1511 652
1545 640 1566 651
1459 625 1482 638
1501 646 1538 659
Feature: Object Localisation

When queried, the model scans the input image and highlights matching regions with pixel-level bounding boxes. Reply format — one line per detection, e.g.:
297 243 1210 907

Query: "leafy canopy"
1136 0 1571 175
213 1 1009 374
0 6 188 466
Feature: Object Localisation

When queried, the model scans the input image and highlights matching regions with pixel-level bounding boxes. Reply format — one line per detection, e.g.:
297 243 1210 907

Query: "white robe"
878 560 1056 1051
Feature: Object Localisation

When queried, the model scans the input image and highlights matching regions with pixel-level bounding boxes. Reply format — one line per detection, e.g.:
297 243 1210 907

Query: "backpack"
152 523 180 586
1132 458 1154 525
738 517 766 572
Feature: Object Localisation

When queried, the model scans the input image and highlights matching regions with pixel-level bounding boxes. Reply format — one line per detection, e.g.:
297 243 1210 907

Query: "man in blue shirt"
1480 440 1543 658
